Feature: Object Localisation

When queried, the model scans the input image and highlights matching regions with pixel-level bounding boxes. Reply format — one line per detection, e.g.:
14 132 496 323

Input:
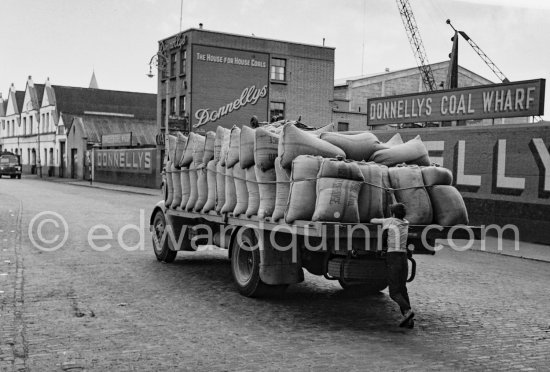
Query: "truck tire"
151 210 177 263
230 228 287 297
17 175 21 179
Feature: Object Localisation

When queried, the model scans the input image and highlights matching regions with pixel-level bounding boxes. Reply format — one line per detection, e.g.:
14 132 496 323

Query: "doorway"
71 148 77 179
60 142 65 177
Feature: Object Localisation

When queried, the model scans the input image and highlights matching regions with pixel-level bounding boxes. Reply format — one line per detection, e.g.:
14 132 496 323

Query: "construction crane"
446 19 510 83
396 0 437 91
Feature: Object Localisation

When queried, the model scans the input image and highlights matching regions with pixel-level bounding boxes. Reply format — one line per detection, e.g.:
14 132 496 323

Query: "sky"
1 0 549 118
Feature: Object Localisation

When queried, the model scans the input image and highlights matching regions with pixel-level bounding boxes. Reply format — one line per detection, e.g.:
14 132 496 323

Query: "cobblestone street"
0 178 549 371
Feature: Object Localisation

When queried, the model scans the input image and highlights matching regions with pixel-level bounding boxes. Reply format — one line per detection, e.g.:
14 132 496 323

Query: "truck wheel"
10 175 15 179
151 210 177 263
17 175 21 179
231 229 287 297
338 278 388 294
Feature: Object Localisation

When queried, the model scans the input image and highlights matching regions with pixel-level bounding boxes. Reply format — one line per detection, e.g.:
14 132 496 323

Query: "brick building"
331 61 526 131
154 27 335 135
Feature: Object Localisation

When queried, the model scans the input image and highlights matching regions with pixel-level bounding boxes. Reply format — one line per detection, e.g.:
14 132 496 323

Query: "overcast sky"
1 0 549 118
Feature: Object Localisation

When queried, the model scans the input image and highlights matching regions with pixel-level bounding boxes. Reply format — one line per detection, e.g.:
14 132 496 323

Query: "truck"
0 151 22 179
149 192 481 298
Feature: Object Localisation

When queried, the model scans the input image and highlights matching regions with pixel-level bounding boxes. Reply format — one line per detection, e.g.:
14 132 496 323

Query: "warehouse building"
154 27 335 135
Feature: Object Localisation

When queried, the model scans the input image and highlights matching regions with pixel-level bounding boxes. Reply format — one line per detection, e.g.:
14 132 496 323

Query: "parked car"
0 152 22 179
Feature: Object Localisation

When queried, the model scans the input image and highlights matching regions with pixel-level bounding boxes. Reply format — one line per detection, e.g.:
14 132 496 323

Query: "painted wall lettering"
456 140 482 187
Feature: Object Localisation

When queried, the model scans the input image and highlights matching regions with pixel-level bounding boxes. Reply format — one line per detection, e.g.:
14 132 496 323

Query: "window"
270 58 286 81
23 117 27 134
180 49 187 75
161 99 166 123
338 122 349 132
170 97 176 115
170 53 177 77
179 95 186 116
269 102 285 122
29 116 33 134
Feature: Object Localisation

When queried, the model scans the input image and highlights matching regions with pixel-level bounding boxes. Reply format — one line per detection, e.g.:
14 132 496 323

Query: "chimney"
385 68 390 72
199 23 203 29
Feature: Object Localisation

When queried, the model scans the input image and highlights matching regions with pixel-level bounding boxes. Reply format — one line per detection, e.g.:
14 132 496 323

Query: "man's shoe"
399 310 415 327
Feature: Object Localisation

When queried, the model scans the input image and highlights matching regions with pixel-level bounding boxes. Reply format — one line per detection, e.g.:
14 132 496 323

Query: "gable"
6 90 19 116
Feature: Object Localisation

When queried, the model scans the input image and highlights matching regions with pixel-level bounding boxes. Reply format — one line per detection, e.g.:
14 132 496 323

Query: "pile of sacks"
163 122 468 226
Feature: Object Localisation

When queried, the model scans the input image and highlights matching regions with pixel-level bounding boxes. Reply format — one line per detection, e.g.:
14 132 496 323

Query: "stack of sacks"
221 127 241 214
312 159 364 223
202 131 217 213
170 133 188 209
278 123 346 169
215 127 231 213
254 127 279 218
285 155 323 223
388 164 433 225
422 165 469 225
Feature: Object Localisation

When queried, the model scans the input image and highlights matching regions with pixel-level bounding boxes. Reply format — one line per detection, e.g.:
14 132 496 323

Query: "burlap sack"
215 163 226 213
164 160 174 207
226 126 241 169
428 185 469 226
284 155 323 223
320 131 387 161
174 132 188 168
181 133 205 167
254 127 279 171
215 126 231 164
240 126 256 169
170 167 182 209
272 157 290 221
312 178 362 223
421 166 453 186
279 123 345 169
185 163 198 211
202 131 216 165
179 167 190 210
221 167 237 213
356 162 385 222
232 162 248 216
370 135 430 166
194 166 208 212
256 166 277 219
245 167 260 217
167 135 177 164
388 165 433 224
202 160 218 213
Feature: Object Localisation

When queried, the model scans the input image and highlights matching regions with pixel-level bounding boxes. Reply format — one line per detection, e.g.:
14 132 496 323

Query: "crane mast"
446 19 510 83
396 0 437 91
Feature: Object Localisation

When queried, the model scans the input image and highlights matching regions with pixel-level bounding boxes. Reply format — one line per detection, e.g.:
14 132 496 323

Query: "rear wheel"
151 210 177 263
17 174 21 179
10 175 15 179
231 228 287 297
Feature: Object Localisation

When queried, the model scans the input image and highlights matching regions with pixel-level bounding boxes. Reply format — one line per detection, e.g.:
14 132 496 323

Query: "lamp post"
147 52 170 165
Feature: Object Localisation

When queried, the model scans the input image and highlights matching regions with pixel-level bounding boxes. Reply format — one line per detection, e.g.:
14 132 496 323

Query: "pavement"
28 174 550 264
1 177 549 370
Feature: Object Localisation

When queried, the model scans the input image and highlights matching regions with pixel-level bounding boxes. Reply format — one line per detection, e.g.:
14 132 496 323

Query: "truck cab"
0 152 22 179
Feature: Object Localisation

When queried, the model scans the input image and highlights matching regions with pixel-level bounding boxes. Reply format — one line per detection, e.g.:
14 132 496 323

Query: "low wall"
373 124 550 244
93 147 161 189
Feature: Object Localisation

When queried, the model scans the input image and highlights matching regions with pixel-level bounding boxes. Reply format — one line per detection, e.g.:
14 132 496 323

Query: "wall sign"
367 79 545 125
95 148 154 174
102 132 132 147
191 45 269 132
